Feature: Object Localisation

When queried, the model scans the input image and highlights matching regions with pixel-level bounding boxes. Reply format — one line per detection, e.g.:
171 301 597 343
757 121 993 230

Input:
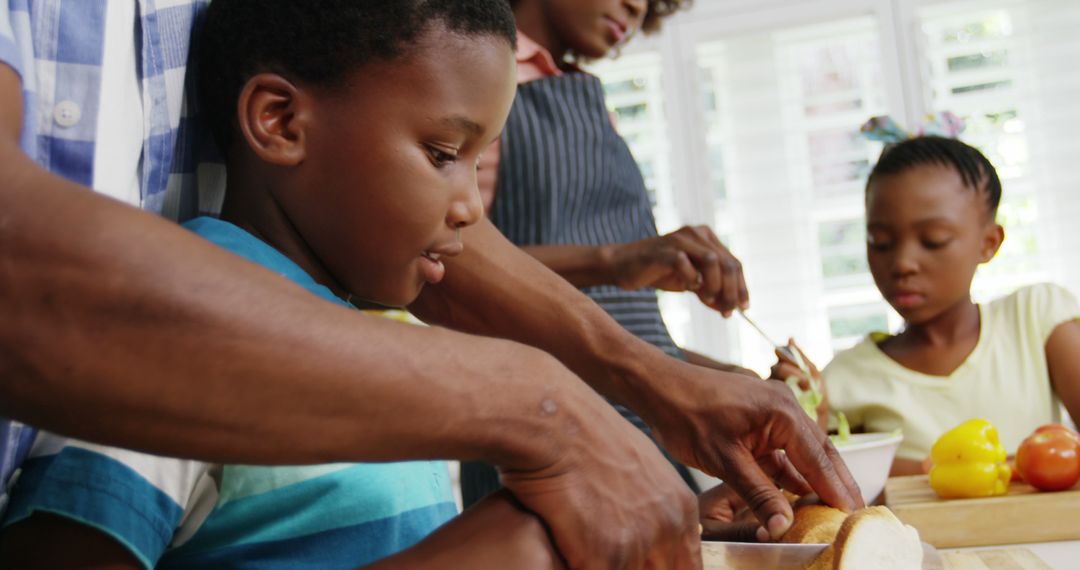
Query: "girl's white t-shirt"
825 283 1080 461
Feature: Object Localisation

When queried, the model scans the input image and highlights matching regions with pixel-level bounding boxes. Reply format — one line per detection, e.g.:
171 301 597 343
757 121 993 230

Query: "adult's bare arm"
0 63 567 470
520 225 749 316
365 491 566 570
0 65 704 569
412 218 864 539
683 348 759 378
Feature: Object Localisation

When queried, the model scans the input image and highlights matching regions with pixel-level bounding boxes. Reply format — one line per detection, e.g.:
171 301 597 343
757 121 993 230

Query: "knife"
702 541 824 569
701 541 946 569
737 310 801 367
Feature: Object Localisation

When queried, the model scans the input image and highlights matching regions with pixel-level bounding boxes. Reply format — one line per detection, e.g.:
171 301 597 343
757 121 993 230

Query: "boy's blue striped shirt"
1 218 458 568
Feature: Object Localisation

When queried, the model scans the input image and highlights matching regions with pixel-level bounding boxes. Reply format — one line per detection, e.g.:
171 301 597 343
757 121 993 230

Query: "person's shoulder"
989 282 1079 322
1001 282 1077 305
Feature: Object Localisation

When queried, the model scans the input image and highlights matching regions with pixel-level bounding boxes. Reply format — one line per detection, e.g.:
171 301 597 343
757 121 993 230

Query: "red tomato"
1034 424 1080 444
1016 430 1080 492
1007 458 1024 483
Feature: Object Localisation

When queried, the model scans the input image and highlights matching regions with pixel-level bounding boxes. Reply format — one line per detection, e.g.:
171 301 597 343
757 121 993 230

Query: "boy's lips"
418 241 464 285
418 253 445 285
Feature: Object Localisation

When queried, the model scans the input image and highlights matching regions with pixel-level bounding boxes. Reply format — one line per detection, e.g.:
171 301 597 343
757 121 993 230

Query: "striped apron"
461 73 697 506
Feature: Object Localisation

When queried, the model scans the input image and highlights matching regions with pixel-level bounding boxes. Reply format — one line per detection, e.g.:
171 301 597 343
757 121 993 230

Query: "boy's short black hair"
867 136 1002 218
198 0 517 151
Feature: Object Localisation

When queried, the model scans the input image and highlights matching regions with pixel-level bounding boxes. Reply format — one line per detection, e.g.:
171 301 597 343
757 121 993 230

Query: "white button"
53 100 82 128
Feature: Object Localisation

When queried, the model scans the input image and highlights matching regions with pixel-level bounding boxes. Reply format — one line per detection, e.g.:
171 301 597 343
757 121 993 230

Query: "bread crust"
780 505 847 544
794 506 921 570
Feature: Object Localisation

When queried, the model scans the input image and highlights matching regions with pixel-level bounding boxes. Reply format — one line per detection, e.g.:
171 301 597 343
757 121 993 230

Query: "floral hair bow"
860 111 966 144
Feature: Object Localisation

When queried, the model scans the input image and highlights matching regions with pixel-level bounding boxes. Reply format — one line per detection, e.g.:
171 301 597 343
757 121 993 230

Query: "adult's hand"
636 361 863 542
605 226 748 317
697 457 813 543
500 377 703 570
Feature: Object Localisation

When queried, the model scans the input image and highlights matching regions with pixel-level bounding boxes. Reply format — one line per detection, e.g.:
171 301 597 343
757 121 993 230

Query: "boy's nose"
448 181 484 229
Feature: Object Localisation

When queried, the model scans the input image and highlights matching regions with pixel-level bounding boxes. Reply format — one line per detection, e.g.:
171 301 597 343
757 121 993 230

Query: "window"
589 52 678 231
586 0 1080 372
818 218 872 289
687 15 893 370
591 53 698 346
917 1 1056 302
828 303 891 351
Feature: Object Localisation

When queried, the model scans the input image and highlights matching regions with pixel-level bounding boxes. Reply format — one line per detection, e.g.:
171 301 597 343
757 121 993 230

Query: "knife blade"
737 310 801 367
701 541 946 569
702 541 824 570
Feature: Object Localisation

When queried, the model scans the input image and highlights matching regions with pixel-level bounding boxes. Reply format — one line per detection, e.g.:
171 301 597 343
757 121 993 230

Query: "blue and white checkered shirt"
0 0 221 514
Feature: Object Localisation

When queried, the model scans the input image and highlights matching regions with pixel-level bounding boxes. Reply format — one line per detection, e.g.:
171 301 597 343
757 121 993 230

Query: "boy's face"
537 0 647 58
279 30 516 307
865 164 1003 324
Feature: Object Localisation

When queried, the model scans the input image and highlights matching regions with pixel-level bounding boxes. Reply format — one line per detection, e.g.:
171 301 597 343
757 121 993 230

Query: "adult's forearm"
520 244 613 288
411 219 674 415
683 349 760 378
0 145 582 470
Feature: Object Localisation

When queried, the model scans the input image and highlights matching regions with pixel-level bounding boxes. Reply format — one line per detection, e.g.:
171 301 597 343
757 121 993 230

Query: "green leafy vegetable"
833 412 850 446
785 375 822 420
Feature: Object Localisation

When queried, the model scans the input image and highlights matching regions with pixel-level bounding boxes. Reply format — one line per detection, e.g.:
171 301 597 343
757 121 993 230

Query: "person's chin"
892 304 936 326
361 285 420 310
576 36 613 59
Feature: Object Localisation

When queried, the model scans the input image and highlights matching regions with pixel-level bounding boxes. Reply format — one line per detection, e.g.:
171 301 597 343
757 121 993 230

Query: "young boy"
0 1 566 567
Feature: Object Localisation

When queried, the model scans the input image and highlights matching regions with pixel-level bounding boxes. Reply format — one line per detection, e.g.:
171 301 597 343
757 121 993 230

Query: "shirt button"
53 100 82 128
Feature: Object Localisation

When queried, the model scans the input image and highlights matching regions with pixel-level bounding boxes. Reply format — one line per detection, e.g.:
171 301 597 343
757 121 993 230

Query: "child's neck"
219 178 350 301
881 296 981 377
903 297 980 347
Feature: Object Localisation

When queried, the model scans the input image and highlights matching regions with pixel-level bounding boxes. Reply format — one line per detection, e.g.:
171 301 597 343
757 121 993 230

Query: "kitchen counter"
948 540 1080 569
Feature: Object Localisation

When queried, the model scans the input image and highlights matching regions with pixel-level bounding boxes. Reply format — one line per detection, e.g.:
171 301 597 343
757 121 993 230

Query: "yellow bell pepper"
929 418 1012 499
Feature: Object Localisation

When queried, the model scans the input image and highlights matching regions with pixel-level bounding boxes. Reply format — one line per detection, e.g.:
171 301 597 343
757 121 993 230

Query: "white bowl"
835 432 903 504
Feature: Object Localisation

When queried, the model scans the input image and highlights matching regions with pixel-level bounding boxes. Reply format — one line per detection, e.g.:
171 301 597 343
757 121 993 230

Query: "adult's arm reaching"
521 225 749 316
413 218 865 540
0 65 701 569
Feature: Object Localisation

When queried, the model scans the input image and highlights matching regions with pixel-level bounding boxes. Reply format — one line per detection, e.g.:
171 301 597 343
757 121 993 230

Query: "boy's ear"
236 73 309 166
979 222 1005 264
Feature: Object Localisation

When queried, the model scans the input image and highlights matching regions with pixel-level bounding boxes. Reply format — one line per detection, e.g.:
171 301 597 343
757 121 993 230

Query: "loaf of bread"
784 505 922 570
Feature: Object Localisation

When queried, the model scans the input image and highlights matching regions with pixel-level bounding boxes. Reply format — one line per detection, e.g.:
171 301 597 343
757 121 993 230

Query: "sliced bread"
831 506 922 570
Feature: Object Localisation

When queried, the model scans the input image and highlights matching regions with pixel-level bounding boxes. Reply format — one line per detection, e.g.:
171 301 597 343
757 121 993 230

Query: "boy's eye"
426 146 459 167
922 239 951 250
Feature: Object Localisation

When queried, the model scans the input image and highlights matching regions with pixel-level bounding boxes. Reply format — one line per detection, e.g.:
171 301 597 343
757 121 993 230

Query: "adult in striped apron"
461 72 699 507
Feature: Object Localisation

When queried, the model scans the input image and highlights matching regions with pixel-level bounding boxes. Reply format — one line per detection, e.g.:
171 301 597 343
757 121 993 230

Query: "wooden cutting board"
942 549 1051 569
886 475 1080 548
